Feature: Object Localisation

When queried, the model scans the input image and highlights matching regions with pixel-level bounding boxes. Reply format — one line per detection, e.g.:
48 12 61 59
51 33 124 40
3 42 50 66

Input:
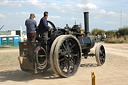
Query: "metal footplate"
18 56 34 72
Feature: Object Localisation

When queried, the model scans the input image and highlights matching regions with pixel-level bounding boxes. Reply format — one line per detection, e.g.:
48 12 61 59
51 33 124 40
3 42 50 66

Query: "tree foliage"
105 30 116 38
91 28 105 35
117 28 128 36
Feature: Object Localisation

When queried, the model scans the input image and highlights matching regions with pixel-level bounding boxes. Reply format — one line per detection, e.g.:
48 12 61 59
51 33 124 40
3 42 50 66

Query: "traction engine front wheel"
95 44 106 66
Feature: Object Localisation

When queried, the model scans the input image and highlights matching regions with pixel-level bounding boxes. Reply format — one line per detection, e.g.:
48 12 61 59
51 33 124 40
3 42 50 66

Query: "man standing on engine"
25 13 37 42
37 11 53 44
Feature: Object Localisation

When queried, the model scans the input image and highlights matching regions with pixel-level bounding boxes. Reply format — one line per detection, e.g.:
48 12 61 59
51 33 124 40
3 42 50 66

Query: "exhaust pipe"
84 12 90 37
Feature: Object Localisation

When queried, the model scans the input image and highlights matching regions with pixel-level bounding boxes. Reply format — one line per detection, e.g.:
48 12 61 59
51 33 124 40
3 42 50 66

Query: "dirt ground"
0 43 128 85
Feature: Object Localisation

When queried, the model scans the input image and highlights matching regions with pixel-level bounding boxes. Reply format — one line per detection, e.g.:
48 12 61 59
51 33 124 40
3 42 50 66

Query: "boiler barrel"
78 37 95 49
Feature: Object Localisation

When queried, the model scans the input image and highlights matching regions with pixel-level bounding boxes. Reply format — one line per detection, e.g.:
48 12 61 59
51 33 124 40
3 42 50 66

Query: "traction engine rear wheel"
50 35 82 77
50 35 65 75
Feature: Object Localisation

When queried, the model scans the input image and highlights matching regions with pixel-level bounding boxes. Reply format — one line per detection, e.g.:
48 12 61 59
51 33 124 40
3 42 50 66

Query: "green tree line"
91 27 128 37
90 27 128 43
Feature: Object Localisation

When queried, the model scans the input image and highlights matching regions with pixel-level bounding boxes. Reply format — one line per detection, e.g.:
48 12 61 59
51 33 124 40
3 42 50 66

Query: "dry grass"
105 36 128 43
0 46 19 50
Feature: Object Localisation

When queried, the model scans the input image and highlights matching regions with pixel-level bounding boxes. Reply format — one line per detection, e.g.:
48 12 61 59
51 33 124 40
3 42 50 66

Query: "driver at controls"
37 11 53 45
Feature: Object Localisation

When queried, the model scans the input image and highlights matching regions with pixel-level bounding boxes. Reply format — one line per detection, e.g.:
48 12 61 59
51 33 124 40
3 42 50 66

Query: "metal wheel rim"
99 45 105 65
54 35 81 77
49 35 65 75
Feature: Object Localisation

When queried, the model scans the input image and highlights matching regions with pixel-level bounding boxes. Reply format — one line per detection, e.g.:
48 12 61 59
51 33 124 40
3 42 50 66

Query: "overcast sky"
0 0 128 31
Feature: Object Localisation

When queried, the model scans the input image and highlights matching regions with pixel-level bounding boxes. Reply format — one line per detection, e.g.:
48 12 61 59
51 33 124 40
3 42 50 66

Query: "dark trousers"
27 32 36 42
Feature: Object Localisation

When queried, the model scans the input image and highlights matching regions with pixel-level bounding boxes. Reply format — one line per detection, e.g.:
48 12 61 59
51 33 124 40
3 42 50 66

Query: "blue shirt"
38 17 50 33
25 19 37 33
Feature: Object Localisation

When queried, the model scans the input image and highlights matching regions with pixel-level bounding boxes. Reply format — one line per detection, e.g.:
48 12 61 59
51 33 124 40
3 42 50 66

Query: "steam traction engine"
18 12 106 77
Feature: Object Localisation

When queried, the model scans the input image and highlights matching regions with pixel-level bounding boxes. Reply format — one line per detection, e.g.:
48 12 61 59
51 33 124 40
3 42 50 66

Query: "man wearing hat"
25 13 37 42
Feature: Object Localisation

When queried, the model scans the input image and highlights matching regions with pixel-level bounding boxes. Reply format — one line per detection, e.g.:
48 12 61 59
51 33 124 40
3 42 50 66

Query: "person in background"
97 34 100 42
104 33 106 39
37 11 53 45
94 35 97 42
25 13 37 42
101 33 105 41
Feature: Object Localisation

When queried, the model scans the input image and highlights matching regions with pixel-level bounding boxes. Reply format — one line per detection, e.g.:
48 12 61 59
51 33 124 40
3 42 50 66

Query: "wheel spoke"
70 44 75 50
59 57 65 62
101 59 104 64
102 53 105 57
61 60 67 70
100 56 103 60
62 43 68 52
38 55 45 57
100 50 102 54
59 51 66 55
66 63 70 74
101 47 104 52
62 58 70 74
65 40 71 52
60 61 65 70
99 55 105 64
102 58 105 62
69 60 75 67
71 53 78 57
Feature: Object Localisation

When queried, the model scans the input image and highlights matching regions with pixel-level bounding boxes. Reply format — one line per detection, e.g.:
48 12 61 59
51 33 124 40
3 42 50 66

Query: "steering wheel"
47 21 56 32
47 21 56 38
36 21 56 41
